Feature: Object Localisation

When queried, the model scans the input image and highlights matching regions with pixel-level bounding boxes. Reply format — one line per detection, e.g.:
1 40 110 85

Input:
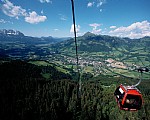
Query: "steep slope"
0 60 72 80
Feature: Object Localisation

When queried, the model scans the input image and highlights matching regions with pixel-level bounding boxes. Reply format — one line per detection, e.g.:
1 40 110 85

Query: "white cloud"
89 23 100 28
87 0 106 8
0 19 6 23
92 28 102 34
109 21 150 38
39 0 52 3
0 19 13 24
110 26 117 29
41 10 44 14
70 24 80 33
54 29 59 31
60 17 67 21
59 14 67 21
1 0 47 24
25 11 47 24
2 0 27 19
99 9 102 12
89 23 102 34
97 0 106 7
97 2 103 7
87 0 106 12
87 2 94 7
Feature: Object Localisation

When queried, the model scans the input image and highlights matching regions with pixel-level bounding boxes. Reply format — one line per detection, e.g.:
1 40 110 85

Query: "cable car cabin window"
123 94 142 110
114 86 125 102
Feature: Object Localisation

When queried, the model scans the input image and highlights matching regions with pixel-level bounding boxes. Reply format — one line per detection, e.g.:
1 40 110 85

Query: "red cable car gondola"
114 67 149 111
114 84 143 111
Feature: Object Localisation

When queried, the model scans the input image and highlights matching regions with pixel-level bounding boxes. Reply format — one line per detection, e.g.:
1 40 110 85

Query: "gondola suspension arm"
133 67 149 87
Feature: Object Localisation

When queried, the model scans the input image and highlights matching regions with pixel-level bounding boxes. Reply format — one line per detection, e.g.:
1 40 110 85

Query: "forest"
0 60 150 120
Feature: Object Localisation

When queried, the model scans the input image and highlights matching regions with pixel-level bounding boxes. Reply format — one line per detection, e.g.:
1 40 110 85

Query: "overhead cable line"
71 0 81 99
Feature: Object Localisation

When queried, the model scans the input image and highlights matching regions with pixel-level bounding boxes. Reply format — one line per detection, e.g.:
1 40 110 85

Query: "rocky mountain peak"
0 29 24 36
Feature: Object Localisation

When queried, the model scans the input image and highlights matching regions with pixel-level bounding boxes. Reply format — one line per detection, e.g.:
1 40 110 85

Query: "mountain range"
0 29 70 45
52 31 150 54
0 29 150 65
0 29 150 78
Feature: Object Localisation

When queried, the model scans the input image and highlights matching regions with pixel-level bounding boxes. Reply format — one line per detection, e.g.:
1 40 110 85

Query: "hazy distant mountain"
0 29 69 45
41 36 71 44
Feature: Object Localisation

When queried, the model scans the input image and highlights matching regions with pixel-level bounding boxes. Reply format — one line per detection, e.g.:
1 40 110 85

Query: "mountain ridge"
1 29 150 43
0 29 69 45
52 31 150 53
0 29 24 36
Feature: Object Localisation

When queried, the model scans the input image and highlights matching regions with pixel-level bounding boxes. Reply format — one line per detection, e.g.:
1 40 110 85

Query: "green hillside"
50 33 150 79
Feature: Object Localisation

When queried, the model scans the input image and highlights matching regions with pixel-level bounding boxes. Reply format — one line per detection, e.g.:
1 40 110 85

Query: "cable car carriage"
114 84 143 111
114 67 149 111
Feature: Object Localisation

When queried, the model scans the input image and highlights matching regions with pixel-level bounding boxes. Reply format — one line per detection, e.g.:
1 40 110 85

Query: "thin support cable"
71 0 81 98
133 72 142 87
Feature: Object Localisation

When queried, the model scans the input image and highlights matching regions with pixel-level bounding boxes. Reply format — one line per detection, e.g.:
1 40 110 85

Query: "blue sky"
0 0 150 38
